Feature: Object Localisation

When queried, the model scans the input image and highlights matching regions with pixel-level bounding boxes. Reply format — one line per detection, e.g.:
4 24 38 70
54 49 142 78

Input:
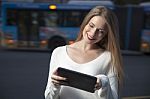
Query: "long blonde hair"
76 6 124 88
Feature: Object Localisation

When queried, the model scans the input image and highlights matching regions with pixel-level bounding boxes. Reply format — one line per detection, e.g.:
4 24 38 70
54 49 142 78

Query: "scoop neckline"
65 45 106 65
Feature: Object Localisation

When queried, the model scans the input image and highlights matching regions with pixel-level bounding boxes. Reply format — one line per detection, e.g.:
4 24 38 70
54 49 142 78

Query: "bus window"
30 11 39 41
39 11 47 26
65 11 81 27
38 10 87 27
63 10 87 27
39 11 60 27
17 10 40 46
47 11 58 27
6 9 17 26
144 12 150 29
17 10 29 41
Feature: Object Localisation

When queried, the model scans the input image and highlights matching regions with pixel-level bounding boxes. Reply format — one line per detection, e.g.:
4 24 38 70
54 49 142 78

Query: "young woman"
45 6 123 99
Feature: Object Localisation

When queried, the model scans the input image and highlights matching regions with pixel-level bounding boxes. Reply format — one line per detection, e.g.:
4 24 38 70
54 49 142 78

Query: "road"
0 49 150 99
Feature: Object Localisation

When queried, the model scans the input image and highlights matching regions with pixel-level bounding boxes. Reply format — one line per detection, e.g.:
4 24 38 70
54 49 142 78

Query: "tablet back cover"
57 67 97 93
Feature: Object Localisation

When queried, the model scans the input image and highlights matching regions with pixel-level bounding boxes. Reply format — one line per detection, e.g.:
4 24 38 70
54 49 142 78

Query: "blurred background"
0 0 150 99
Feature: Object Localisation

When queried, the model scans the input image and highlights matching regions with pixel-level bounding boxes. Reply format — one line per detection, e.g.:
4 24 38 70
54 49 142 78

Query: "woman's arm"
96 65 118 99
44 48 61 99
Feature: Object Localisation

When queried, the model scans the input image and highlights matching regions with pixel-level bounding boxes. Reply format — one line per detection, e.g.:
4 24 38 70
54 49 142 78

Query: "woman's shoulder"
104 50 111 56
53 45 66 52
102 50 111 60
51 45 66 54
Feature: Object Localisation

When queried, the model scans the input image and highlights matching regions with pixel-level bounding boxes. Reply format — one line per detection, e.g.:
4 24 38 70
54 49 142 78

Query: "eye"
89 23 94 28
98 29 106 34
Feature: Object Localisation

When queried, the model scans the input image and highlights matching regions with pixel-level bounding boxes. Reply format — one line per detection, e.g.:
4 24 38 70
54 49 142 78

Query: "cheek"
98 33 102 37
99 32 106 38
96 34 104 42
83 26 89 35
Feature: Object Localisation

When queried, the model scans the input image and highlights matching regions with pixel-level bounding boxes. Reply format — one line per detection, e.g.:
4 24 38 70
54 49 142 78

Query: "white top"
45 45 118 99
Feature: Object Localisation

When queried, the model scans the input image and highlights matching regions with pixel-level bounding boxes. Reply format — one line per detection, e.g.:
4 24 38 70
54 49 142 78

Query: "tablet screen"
57 67 97 93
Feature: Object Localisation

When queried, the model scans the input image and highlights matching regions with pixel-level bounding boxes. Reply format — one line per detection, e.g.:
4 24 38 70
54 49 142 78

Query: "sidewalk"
0 47 51 52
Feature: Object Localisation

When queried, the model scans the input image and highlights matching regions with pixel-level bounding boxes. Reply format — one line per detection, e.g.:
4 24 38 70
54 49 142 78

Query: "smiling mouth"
87 34 96 40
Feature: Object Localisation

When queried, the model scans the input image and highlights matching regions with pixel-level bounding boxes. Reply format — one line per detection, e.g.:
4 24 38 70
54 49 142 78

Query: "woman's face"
82 16 107 45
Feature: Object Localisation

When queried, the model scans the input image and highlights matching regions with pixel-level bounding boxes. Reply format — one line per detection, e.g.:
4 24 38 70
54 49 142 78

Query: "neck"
75 40 99 52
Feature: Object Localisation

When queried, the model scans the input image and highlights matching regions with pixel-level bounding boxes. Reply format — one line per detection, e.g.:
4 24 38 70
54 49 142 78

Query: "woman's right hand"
51 69 68 86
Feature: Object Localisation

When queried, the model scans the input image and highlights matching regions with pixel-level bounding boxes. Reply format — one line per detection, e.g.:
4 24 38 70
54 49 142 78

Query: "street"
0 49 150 99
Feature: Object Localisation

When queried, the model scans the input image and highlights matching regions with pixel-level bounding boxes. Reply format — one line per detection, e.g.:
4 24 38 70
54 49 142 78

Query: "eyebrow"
90 22 105 31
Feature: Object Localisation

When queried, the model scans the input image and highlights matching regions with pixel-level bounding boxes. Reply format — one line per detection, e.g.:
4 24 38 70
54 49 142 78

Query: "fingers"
94 83 101 90
94 78 102 91
51 74 67 81
53 69 58 75
51 72 68 86
51 79 68 86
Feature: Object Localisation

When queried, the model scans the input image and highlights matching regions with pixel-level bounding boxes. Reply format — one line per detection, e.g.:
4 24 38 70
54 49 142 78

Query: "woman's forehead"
88 16 106 28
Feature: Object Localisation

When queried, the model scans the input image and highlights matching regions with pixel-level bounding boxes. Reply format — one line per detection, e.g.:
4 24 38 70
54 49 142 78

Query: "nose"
90 28 99 36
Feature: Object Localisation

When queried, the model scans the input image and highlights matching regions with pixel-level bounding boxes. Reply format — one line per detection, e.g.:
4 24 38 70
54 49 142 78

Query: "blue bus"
140 2 150 53
1 1 114 51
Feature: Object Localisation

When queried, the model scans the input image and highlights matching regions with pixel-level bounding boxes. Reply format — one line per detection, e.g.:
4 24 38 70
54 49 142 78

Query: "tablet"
57 67 97 93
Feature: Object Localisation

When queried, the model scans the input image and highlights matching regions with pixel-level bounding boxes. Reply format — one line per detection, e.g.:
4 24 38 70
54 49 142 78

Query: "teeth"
88 36 95 40
87 34 95 40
